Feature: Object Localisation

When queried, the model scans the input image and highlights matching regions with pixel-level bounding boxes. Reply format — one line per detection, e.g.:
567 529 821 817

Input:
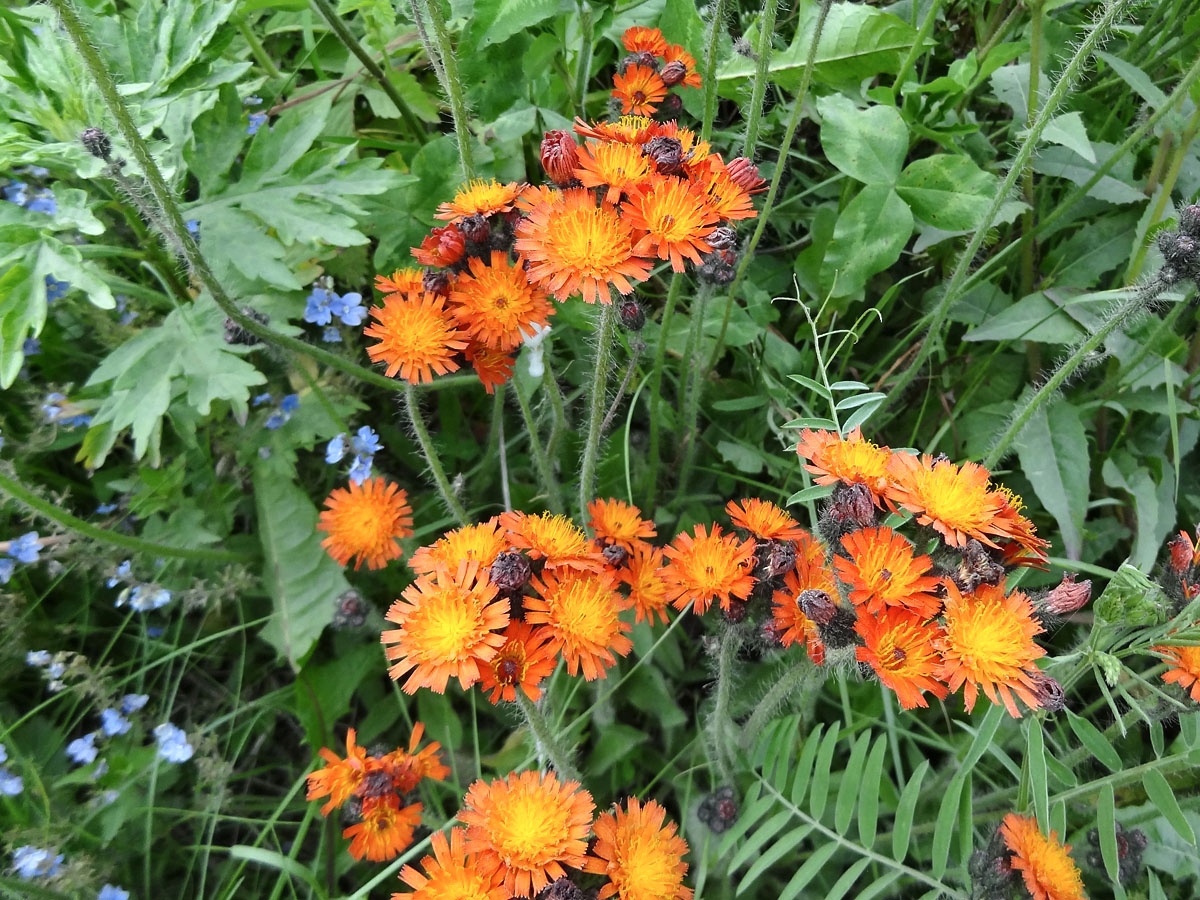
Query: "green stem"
514 382 565 515
515 690 580 782
0 469 252 563
700 0 730 144
574 1 594 119
889 0 946 98
578 303 619 524
542 362 568 459
739 657 821 750
411 0 475 180
679 282 715 496
1020 0 1044 299
236 15 282 80
644 274 684 509
741 0 781 159
404 384 470 526
707 626 744 785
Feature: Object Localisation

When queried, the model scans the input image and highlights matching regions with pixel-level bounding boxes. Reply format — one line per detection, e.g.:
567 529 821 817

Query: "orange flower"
526 569 633 681
622 177 717 271
612 65 668 115
693 158 758 221
992 486 1051 567
345 795 422 862
1157 644 1200 702
855 610 948 710
318 478 414 570
375 268 425 297
459 770 595 897
379 722 450 794
795 428 892 498
834 526 941 618
573 115 659 145
1000 814 1087 900
412 224 466 267
409 519 508 576
463 339 515 394
364 291 468 384
887 454 1023 550
514 188 652 304
435 179 524 223
502 510 601 571
663 45 702 88
382 560 510 694
396 827 510 900
574 140 653 205
588 498 657 552
936 581 1045 717
662 524 756 614
622 26 668 55
306 728 372 816
725 498 809 542
620 546 673 625
770 534 836 662
585 797 693 900
450 251 555 351
478 621 559 703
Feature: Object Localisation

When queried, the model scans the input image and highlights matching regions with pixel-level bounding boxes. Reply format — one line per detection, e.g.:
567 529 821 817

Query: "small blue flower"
252 392 273 407
246 112 268 135
98 885 130 900
154 723 194 763
325 433 346 464
264 412 287 430
25 650 51 667
120 586 172 612
47 661 65 679
23 337 41 356
121 693 149 714
3 180 28 205
303 286 335 325
24 166 50 178
244 95 263 105
62 414 93 428
66 732 98 765
12 845 63 880
45 275 69 303
96 502 118 514
348 454 373 485
331 292 366 326
351 426 382 457
0 743 6 763
26 189 57 215
41 392 65 421
8 532 41 564
280 394 300 414
322 325 342 343
0 558 14 584
100 708 131 737
0 768 22 796
185 219 200 235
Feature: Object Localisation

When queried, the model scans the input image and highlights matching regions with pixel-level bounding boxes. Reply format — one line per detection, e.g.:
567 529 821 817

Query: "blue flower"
348 454 373 485
244 95 263 105
45 275 69 303
0 768 22 796
119 586 172 612
91 758 108 780
3 181 28 205
24 166 50 178
98 885 130 900
0 743 6 763
41 392 65 421
47 661 65 679
280 394 300 414
26 189 57 215
0 558 13 584
332 292 366 326
96 502 118 514
351 426 382 457
246 112 269 135
185 219 200 235
121 693 149 714
325 433 346 464
303 287 335 325
154 723 194 763
25 650 51 667
8 532 41 564
264 412 287 430
23 337 41 356
100 708 131 737
62 414 93 428
66 732 98 765
116 295 139 325
252 392 273 407
12 846 63 879
322 325 342 343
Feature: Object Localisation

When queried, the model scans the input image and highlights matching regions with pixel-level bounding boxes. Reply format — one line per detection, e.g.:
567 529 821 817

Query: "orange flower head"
410 519 508 576
450 251 555 351
662 523 756 614
663 44 702 88
855 610 948 710
886 453 1013 549
396 827 510 900
526 569 633 681
382 560 510 694
770 534 836 662
585 797 693 900
612 65 669 116
376 268 425 297
622 177 718 272
620 545 673 625
379 722 450 794
795 428 892 497
1000 814 1087 900
345 795 422 862
936 581 1046 717
306 728 372 816
574 140 653 205
574 115 657 145
1157 644 1200 703
501 510 602 571
834 526 941 618
436 179 524 223
514 188 652 304
478 621 559 704
725 498 809 542
622 26 668 55
588 498 657 553
413 224 466 268
464 340 515 394
365 291 468 384
693 158 757 221
318 478 414 570
992 485 1051 567
459 770 595 897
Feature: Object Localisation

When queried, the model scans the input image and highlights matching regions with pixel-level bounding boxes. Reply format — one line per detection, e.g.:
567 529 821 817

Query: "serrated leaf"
1142 769 1196 845
835 732 871 835
892 759 929 861
1015 400 1089 559
857 734 888 848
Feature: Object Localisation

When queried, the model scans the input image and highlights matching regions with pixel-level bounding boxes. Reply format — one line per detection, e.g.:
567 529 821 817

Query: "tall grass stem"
404 384 470 526
741 0 781 159
411 0 475 179
578 303 619 523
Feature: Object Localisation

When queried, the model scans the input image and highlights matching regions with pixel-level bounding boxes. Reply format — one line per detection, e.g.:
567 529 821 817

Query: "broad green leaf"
896 155 999 230
835 731 871 835
892 760 929 861
1095 51 1168 108
1034 146 1144 205
857 734 888 848
820 185 914 297
1027 718 1050 831
1045 212 1137 287
1039 111 1096 163
817 94 908 185
964 292 1085 344
1143 769 1196 845
466 0 558 48
1097 783 1121 884
1015 400 1090 560
1066 710 1123 772
1100 453 1176 573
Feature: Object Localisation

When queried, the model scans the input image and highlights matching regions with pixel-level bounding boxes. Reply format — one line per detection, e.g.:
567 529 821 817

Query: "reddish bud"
642 135 684 175
489 551 531 593
798 589 836 625
412 224 465 267
660 59 687 87
1028 670 1067 712
540 130 580 187
1044 573 1092 615
421 269 450 297
1169 533 1195 573
617 296 645 331
726 157 766 192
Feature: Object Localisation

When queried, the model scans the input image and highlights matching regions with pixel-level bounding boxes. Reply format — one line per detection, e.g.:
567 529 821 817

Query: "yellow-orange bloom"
573 115 659 145
575 140 653 205
725 498 809 542
612 65 668 115
855 610 947 710
1157 644 1200 702
834 526 941 618
936 581 1045 717
622 177 717 272
463 340 515 394
396 827 510 900
770 534 836 662
502 510 601 571
459 770 595 897
379 722 450 794
306 728 372 816
622 26 668 55
795 428 892 498
693 157 757 221
887 453 1011 549
588 498 657 553
345 795 422 862
478 621 559 704
365 291 467 384
620 546 673 625
515 188 652 304
526 569 633 681
662 524 756 614
409 519 508 576
318 478 414 570
450 251 555 351
585 797 693 900
1000 814 1087 900
375 267 425 297
435 179 523 223
382 560 510 694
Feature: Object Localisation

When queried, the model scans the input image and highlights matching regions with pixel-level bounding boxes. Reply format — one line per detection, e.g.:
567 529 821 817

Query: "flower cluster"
611 26 701 117
0 531 41 584
325 425 383 484
305 724 449 862
304 278 366 343
62 693 178 773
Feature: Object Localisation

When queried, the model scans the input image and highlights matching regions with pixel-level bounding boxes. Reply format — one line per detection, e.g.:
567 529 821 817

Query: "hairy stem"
889 0 946 98
707 626 744 785
600 340 644 436
679 282 715 496
514 382 565 514
1020 0 1044 299
542 363 568 459
411 0 475 180
644 274 684 509
515 691 580 782
741 0 781 159
739 657 822 750
578 303 618 524
700 0 729 144
404 384 470 526
574 1 594 118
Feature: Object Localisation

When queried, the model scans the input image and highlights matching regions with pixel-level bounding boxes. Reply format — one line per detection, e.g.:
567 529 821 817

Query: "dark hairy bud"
617 296 645 331
660 60 687 87
538 878 586 900
1044 573 1092 615
601 543 629 568
697 248 737 284
722 598 748 623
422 269 451 297
697 785 738 833
706 225 737 251
459 213 490 246
659 93 683 119
489 551 531 594
332 589 368 629
80 126 112 160
1027 670 1067 712
223 306 270 346
760 540 796 579
621 50 659 72
1179 204 1200 238
642 136 684 175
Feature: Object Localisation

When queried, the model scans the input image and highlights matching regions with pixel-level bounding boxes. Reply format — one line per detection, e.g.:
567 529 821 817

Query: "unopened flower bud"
733 37 757 60
1087 823 1147 885
953 539 1005 594
759 540 796 579
659 93 683 119
81 126 112 160
332 589 368 629
819 483 876 545
706 225 737 251
1027 670 1066 712
722 599 748 623
489 551 531 593
726 157 765 192
798 589 836 625
223 306 269 346
459 213 490 246
642 136 684 175
617 296 645 331
621 51 659 72
1169 532 1196 573
542 878 587 900
1044 573 1092 615
697 786 738 833
660 59 687 86
1178 204 1200 238
601 543 629 568
697 248 737 284
422 269 450 297
540 130 580 187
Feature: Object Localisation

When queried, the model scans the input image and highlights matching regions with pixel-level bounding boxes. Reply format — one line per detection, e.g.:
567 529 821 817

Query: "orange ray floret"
622 177 718 272
435 179 524 223
887 454 1016 550
573 115 658 144
409 519 508 576
612 65 668 116
834 526 942 618
622 26 668 55
382 560 510 694
526 569 633 681
662 524 756 614
450 251 555 351
855 610 948 710
396 827 510 900
992 486 1051 567
1000 814 1087 900
478 621 559 703
459 770 595 898
620 546 673 625
375 267 425 297
585 797 694 900
663 44 702 88
1156 644 1200 703
693 159 757 221
464 339 516 394
318 478 414 570
588 498 657 552
574 140 653 205
770 534 836 662
306 728 372 816
936 581 1045 717
514 188 652 304
725 498 809 542
379 722 450 794
365 291 468 384
795 428 892 498
345 795 422 862
501 510 601 570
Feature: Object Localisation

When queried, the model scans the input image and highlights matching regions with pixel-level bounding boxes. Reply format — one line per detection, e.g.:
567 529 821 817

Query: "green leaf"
932 773 964 878
1027 718 1050 831
787 483 835 505
778 841 839 900
1095 51 1168 109
820 185 914 297
789 724 824 807
788 374 832 399
816 94 908 185
466 0 558 48
254 459 348 669
1066 710 1123 772
1015 399 1090 559
718 792 773 857
1097 783 1121 884
737 824 812 894
1039 111 1096 164
835 731 871 835
825 857 871 900
227 845 324 895
965 292 1086 344
1093 563 1169 625
1142 769 1196 845
896 155 999 230
857 733 888 848
808 725 841 820
1034 146 1144 205
892 760 929 861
